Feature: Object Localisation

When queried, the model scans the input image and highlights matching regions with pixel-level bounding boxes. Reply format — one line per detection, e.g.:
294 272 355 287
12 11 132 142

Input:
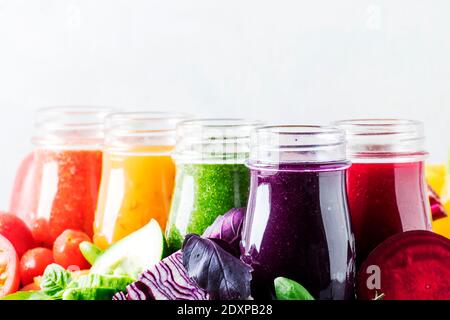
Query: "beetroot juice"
335 119 432 266
241 126 355 300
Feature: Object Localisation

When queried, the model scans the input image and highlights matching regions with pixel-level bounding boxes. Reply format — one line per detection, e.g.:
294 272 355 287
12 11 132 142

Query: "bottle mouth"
33 106 116 148
248 124 347 167
104 111 190 153
248 125 347 165
174 118 264 163
332 119 427 161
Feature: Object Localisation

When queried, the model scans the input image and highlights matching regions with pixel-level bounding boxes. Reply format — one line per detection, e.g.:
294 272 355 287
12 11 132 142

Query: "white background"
0 0 449 208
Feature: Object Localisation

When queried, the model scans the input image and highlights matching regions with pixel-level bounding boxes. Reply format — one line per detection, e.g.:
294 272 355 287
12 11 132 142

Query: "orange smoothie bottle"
93 112 187 249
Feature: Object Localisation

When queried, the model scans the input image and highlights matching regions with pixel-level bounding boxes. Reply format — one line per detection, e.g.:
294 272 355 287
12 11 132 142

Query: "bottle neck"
333 119 428 163
248 125 348 168
33 107 114 150
173 118 263 164
103 112 188 155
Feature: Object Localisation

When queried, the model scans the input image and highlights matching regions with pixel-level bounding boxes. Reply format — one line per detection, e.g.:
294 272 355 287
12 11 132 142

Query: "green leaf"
79 241 104 265
40 264 73 299
274 277 315 300
1 291 52 300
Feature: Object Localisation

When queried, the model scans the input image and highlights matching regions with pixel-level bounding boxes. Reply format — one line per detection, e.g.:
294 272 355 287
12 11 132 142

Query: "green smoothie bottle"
166 118 261 252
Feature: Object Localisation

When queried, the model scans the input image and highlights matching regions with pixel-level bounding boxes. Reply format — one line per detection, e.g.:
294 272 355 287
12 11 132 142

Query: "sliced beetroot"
428 185 447 221
357 230 450 300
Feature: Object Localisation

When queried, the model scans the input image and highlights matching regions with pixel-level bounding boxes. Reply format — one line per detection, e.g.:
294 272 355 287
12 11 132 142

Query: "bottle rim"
332 118 427 161
249 124 348 165
104 111 191 153
174 118 263 163
33 106 116 149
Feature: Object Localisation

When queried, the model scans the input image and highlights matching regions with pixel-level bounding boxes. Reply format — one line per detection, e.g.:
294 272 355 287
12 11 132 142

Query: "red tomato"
19 248 54 285
0 234 20 297
31 218 52 248
53 230 91 270
0 213 36 257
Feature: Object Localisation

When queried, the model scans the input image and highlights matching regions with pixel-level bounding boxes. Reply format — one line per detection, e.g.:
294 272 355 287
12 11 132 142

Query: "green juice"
166 163 250 252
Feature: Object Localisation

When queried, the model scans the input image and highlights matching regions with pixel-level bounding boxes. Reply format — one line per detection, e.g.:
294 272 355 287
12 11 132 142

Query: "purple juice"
241 163 355 300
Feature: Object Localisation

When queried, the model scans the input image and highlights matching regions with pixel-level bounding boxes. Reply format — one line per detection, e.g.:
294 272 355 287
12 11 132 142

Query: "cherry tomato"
0 234 20 298
0 213 36 257
53 230 91 270
19 248 54 285
31 218 52 248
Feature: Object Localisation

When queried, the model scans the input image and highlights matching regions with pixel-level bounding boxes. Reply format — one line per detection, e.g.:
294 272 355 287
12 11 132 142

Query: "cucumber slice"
74 274 133 292
79 241 103 265
90 219 166 279
62 287 118 300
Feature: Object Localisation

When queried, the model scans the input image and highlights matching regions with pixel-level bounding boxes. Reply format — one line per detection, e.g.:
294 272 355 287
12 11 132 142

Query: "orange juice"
94 146 175 249
93 112 186 249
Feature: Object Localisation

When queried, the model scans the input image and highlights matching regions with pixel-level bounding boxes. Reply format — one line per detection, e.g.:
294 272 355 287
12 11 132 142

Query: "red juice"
347 161 432 265
13 150 102 247
10 107 112 247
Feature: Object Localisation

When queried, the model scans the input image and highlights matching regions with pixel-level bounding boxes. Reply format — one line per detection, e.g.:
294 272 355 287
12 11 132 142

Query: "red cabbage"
182 234 253 300
113 208 247 300
112 291 127 301
114 251 209 300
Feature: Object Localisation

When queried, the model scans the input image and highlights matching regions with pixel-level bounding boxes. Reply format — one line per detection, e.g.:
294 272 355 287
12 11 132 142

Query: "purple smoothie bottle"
241 125 355 300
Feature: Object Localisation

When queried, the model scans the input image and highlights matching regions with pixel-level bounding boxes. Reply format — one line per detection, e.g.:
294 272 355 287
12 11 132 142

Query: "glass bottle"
13 107 113 247
334 119 432 266
93 112 186 249
165 119 261 252
241 125 355 300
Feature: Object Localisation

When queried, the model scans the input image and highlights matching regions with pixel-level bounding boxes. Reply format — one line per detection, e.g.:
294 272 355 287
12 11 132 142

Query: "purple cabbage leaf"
113 251 209 300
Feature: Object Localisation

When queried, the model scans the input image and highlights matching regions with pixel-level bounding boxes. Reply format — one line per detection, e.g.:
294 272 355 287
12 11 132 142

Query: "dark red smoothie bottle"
334 119 432 267
241 125 355 300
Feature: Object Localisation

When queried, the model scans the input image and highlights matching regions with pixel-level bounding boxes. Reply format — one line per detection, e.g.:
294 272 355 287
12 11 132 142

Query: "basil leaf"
202 208 245 256
182 234 253 300
40 264 73 298
1 291 52 300
274 277 315 300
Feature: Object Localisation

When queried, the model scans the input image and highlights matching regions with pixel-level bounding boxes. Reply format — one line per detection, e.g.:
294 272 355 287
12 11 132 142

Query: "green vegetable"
40 264 73 299
0 291 52 301
79 241 104 265
90 219 166 279
74 274 133 292
11 261 135 301
62 288 118 301
274 277 315 300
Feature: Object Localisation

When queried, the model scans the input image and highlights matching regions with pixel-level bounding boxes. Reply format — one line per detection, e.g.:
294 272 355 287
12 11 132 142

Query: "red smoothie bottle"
10 107 113 247
334 119 432 267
